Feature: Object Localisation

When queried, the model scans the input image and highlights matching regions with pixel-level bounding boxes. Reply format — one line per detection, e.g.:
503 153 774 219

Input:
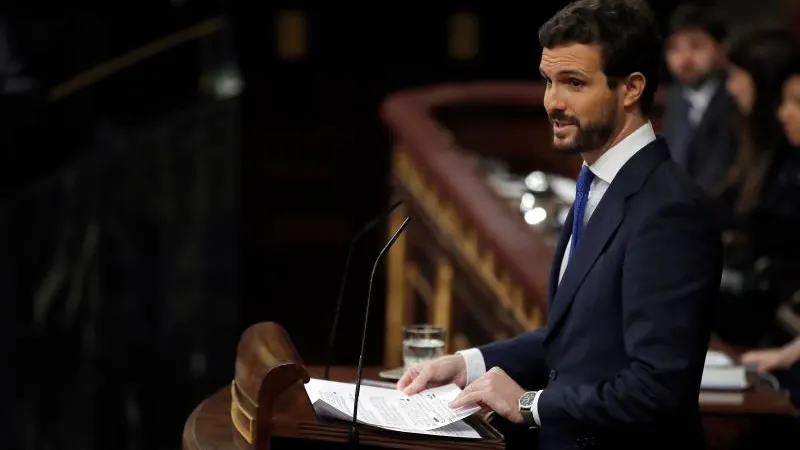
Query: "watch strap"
518 391 540 428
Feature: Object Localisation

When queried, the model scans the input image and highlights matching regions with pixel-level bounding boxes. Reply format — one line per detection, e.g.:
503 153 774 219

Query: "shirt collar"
683 77 719 98
588 121 657 184
684 79 719 110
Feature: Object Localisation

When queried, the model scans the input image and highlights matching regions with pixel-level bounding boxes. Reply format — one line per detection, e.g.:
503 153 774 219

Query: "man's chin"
552 139 582 154
680 72 713 88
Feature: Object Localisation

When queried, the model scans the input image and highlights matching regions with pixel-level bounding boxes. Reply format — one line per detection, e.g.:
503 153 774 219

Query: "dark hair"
782 49 800 79
538 0 662 115
719 25 796 214
668 3 727 43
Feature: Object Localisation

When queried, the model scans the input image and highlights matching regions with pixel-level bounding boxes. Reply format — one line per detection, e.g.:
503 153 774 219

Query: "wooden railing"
380 81 665 368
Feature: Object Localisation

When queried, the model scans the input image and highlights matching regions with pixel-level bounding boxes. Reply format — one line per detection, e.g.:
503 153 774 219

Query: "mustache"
548 112 578 125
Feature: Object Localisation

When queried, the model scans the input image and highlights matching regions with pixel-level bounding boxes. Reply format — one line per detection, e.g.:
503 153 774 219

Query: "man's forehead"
668 29 717 44
540 44 602 75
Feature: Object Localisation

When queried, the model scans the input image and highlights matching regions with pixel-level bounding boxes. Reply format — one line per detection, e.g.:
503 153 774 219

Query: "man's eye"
568 79 584 87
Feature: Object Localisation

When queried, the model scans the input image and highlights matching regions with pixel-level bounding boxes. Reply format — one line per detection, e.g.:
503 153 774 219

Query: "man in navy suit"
662 4 737 193
398 0 723 448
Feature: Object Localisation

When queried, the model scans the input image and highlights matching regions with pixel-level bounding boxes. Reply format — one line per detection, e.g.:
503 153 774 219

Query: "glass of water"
403 324 446 368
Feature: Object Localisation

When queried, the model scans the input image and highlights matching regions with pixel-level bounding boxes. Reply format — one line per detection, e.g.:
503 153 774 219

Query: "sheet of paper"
383 421 482 439
312 399 481 438
701 365 748 390
303 378 481 438
705 350 734 367
699 391 745 405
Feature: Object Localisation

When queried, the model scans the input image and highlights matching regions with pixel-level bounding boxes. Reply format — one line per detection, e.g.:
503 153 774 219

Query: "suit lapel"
544 187 624 341
685 78 731 166
547 206 573 304
690 82 730 144
544 138 670 342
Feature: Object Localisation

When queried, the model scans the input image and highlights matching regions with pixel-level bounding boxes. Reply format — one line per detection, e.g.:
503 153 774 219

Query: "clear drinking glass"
402 324 446 368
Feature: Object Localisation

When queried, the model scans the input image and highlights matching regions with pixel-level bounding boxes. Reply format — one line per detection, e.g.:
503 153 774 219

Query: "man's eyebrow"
539 68 591 79
554 69 589 78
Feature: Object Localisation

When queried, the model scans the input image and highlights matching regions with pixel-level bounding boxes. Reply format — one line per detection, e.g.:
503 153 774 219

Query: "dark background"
0 1 722 449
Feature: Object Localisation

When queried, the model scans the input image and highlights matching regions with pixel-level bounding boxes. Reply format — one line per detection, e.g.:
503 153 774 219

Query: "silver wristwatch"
518 391 539 427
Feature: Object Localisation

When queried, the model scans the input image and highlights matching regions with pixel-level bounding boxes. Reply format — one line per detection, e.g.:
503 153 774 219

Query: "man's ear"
622 72 646 108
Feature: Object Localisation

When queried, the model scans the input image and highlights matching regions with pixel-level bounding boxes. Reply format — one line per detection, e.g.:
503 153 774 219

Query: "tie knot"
576 165 594 196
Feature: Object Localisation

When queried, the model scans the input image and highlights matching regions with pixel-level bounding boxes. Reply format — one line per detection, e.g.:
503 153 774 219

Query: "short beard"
683 67 723 89
550 97 618 154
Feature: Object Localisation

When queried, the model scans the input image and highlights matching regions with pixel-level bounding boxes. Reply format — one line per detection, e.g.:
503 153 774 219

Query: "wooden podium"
183 321 505 450
183 325 797 450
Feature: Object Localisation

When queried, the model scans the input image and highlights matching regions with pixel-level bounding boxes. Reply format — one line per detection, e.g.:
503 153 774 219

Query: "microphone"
324 200 403 380
350 215 411 448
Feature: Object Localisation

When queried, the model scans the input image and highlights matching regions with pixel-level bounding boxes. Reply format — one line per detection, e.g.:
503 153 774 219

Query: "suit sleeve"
478 327 550 389
536 201 722 428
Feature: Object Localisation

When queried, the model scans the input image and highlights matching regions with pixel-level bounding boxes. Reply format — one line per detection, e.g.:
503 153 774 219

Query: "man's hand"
397 354 467 395
448 367 526 424
741 343 800 372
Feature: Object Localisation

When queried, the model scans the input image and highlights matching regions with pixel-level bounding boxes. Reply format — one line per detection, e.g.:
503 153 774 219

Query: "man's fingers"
449 390 483 409
396 367 418 391
740 352 761 364
403 367 432 395
741 352 775 372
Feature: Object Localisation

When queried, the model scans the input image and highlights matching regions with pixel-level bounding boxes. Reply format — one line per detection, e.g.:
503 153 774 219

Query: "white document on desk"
701 365 748 390
705 350 734 367
304 378 481 438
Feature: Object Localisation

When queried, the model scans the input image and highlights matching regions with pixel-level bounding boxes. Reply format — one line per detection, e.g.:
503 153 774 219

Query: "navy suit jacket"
663 79 737 192
479 137 723 449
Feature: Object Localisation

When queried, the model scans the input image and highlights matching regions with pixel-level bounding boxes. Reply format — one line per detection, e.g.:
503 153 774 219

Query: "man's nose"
676 53 694 69
544 87 566 114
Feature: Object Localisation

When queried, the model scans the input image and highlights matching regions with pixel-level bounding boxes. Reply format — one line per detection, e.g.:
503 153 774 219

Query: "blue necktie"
570 165 594 257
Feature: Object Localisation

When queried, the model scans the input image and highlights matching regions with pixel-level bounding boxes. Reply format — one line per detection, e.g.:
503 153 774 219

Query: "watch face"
519 391 537 408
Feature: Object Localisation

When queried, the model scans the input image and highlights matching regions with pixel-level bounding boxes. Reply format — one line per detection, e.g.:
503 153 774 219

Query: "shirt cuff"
456 348 487 386
532 390 543 426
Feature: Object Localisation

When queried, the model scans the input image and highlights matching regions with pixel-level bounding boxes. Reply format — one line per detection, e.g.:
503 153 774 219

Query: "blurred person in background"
713 25 800 349
740 53 800 411
777 58 800 149
663 3 737 192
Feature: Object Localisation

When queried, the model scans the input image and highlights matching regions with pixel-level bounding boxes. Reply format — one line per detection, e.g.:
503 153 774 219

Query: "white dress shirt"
683 79 719 126
457 122 657 426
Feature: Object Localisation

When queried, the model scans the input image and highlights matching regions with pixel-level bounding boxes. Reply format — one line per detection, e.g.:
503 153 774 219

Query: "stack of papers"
701 351 748 390
699 391 745 405
701 366 748 390
303 378 482 439
705 350 734 367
